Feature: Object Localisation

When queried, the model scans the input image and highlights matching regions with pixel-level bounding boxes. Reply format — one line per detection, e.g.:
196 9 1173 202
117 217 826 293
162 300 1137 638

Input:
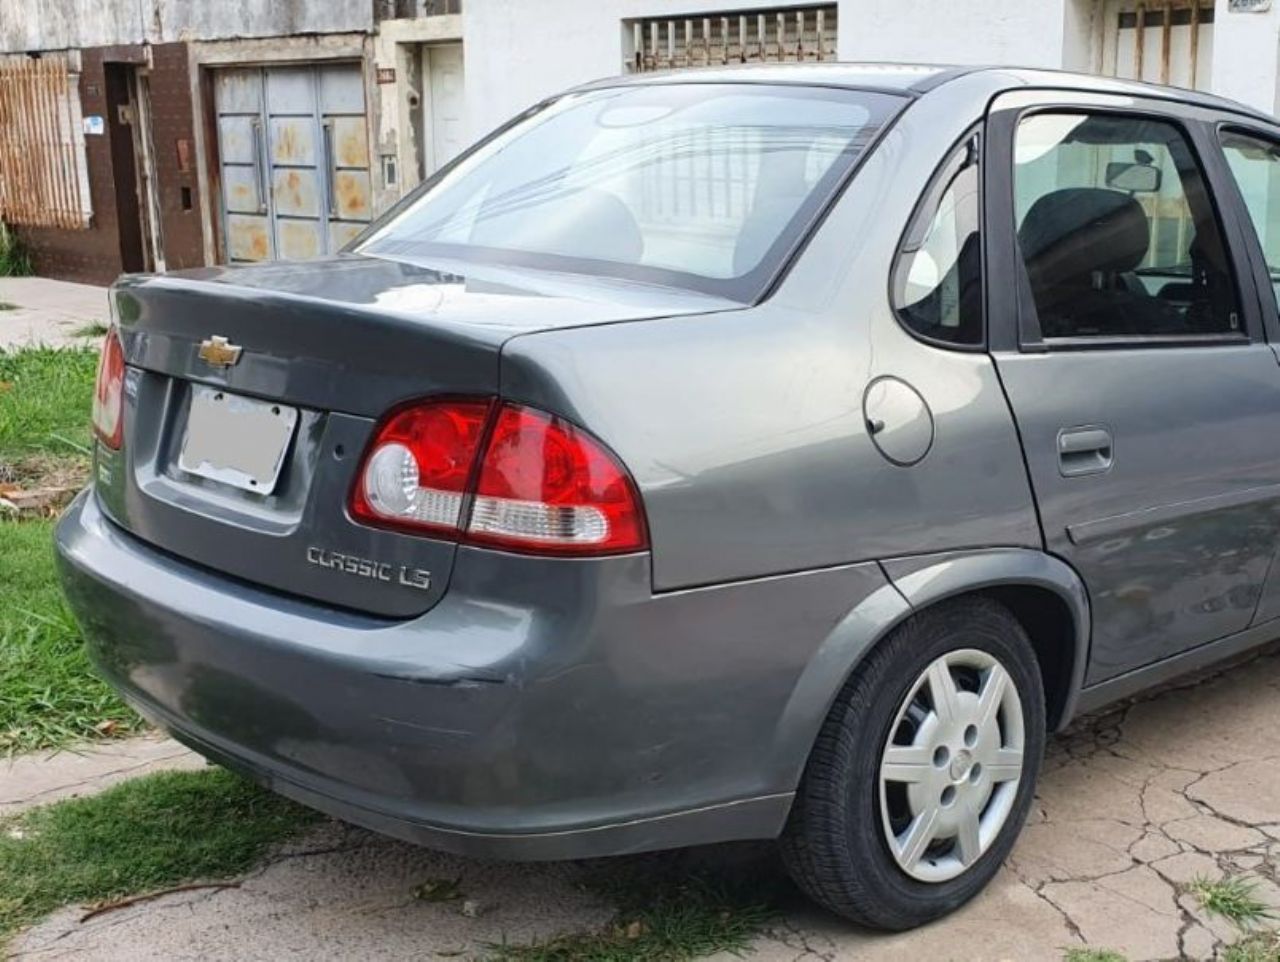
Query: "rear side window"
1013 113 1240 340
893 135 983 346
1219 130 1280 305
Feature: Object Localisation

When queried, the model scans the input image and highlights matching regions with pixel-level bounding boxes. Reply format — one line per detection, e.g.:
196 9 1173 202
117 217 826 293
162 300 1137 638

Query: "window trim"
889 125 986 352
1212 121 1280 346
984 92 1258 354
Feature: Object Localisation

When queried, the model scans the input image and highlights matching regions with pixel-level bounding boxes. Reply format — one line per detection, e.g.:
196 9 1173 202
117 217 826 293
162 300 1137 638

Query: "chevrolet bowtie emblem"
198 335 243 369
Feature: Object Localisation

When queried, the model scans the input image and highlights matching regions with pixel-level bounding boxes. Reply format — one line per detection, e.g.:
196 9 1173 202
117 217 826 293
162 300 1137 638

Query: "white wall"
839 0 1073 67
459 0 1113 139
461 0 836 139
1208 0 1280 114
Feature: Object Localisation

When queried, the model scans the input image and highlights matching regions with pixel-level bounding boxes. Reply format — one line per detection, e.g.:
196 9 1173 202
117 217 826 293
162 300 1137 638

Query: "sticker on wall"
1229 0 1271 11
82 115 104 136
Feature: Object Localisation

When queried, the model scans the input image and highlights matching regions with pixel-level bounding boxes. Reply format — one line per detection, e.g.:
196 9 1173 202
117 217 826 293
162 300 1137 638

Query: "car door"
984 89 1280 685
1216 120 1280 625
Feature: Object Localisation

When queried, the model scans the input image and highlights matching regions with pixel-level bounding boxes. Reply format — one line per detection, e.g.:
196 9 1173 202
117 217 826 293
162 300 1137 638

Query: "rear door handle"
1057 426 1113 477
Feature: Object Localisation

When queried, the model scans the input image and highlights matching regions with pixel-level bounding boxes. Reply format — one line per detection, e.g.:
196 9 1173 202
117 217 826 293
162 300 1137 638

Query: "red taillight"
349 399 648 556
466 405 647 555
350 398 493 536
92 327 125 450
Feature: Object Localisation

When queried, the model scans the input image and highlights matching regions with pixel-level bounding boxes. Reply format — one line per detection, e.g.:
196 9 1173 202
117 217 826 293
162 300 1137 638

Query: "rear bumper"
55 489 890 859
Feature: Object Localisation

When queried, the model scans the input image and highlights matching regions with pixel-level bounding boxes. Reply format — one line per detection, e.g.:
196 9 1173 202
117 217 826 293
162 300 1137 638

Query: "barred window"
0 55 93 230
628 6 838 73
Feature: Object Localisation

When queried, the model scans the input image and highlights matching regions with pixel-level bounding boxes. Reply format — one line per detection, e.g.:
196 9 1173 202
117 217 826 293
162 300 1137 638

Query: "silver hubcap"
878 648 1025 883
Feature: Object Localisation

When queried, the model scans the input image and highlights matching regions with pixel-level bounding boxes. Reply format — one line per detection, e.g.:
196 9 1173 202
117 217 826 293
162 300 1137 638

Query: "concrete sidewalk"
9 645 1280 962
0 277 110 350
0 734 204 818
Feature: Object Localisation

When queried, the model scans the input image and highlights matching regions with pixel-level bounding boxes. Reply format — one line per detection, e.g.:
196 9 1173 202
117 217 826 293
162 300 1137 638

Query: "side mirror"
1106 161 1162 193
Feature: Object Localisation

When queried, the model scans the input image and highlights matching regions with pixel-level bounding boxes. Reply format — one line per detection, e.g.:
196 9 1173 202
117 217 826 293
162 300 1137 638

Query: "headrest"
1018 188 1150 285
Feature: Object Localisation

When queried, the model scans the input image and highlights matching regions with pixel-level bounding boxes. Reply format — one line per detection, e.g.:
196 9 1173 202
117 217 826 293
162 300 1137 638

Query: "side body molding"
882 548 1092 731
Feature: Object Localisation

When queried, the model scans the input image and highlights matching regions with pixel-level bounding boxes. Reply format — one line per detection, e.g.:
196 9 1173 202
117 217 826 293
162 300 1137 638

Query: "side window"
1219 130 1280 305
893 135 982 346
1014 113 1240 340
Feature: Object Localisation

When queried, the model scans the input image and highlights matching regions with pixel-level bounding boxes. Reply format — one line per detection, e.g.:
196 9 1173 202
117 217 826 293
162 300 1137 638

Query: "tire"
780 596 1046 930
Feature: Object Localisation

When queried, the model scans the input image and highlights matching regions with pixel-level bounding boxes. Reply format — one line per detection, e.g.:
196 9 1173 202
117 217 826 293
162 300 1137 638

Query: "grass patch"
0 346 128 751
1190 876 1276 929
71 321 108 339
0 768 318 943
489 852 780 962
0 346 98 461
0 517 141 753
1224 932 1280 962
0 222 32 278
1064 950 1130 962
0 302 16 312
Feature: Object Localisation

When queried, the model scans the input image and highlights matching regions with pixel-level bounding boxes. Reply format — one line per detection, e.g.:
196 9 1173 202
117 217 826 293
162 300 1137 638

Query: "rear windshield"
358 83 903 301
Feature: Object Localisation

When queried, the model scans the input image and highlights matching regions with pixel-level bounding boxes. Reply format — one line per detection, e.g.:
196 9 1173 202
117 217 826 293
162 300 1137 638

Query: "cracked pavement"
9 644 1280 961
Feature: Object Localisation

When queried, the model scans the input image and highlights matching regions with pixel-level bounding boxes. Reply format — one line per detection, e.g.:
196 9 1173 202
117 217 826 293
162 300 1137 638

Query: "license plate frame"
178 385 298 494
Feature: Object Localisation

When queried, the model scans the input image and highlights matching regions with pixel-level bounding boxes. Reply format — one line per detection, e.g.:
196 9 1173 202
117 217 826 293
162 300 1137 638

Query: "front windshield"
358 83 903 300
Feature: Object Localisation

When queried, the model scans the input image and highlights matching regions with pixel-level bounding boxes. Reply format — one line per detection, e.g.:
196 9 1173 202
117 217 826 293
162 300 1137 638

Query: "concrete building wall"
458 0 1280 140
371 15 464 209
1208 0 1280 114
462 0 820 140
156 0 372 44
0 0 145 53
0 0 372 54
840 0 1074 68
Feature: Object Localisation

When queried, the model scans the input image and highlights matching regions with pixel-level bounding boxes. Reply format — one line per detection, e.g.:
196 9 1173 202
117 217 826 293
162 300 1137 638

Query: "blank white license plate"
179 385 298 494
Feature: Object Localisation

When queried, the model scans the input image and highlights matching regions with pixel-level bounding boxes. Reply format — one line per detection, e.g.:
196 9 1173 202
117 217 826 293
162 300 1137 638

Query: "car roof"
574 62 1275 124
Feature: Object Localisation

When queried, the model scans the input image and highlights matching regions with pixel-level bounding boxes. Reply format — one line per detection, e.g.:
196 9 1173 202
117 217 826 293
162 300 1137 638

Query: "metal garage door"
214 64 372 263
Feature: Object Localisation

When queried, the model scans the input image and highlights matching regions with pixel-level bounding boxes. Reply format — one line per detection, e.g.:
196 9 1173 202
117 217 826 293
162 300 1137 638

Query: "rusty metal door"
214 64 371 263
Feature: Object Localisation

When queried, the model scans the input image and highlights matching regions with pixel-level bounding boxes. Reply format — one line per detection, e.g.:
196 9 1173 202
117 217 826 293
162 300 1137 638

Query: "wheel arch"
766 548 1090 797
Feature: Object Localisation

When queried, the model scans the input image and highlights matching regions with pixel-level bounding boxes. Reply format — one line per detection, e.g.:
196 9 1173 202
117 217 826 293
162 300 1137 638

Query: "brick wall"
16 43 208 285
148 43 205 272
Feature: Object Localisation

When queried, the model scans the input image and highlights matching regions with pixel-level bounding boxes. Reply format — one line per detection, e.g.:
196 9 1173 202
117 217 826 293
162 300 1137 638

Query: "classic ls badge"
306 546 432 591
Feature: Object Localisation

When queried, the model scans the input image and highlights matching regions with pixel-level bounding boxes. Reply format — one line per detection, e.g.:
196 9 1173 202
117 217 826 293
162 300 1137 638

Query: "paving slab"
9 646 1280 961
0 277 110 350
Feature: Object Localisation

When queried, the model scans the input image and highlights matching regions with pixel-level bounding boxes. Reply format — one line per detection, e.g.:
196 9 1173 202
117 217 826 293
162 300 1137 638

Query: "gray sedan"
55 64 1280 929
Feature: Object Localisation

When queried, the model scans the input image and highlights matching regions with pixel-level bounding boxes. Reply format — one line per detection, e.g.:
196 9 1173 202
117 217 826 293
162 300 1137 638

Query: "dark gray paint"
985 87 1280 683
104 258 731 615
55 65 1280 860
58 490 892 855
996 345 1280 682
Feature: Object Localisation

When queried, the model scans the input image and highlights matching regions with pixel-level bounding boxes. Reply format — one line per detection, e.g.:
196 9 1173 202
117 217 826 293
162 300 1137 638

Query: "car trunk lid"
96 254 732 618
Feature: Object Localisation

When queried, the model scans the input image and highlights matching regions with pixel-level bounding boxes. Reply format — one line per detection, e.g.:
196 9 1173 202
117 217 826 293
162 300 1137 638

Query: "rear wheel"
780 597 1046 930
